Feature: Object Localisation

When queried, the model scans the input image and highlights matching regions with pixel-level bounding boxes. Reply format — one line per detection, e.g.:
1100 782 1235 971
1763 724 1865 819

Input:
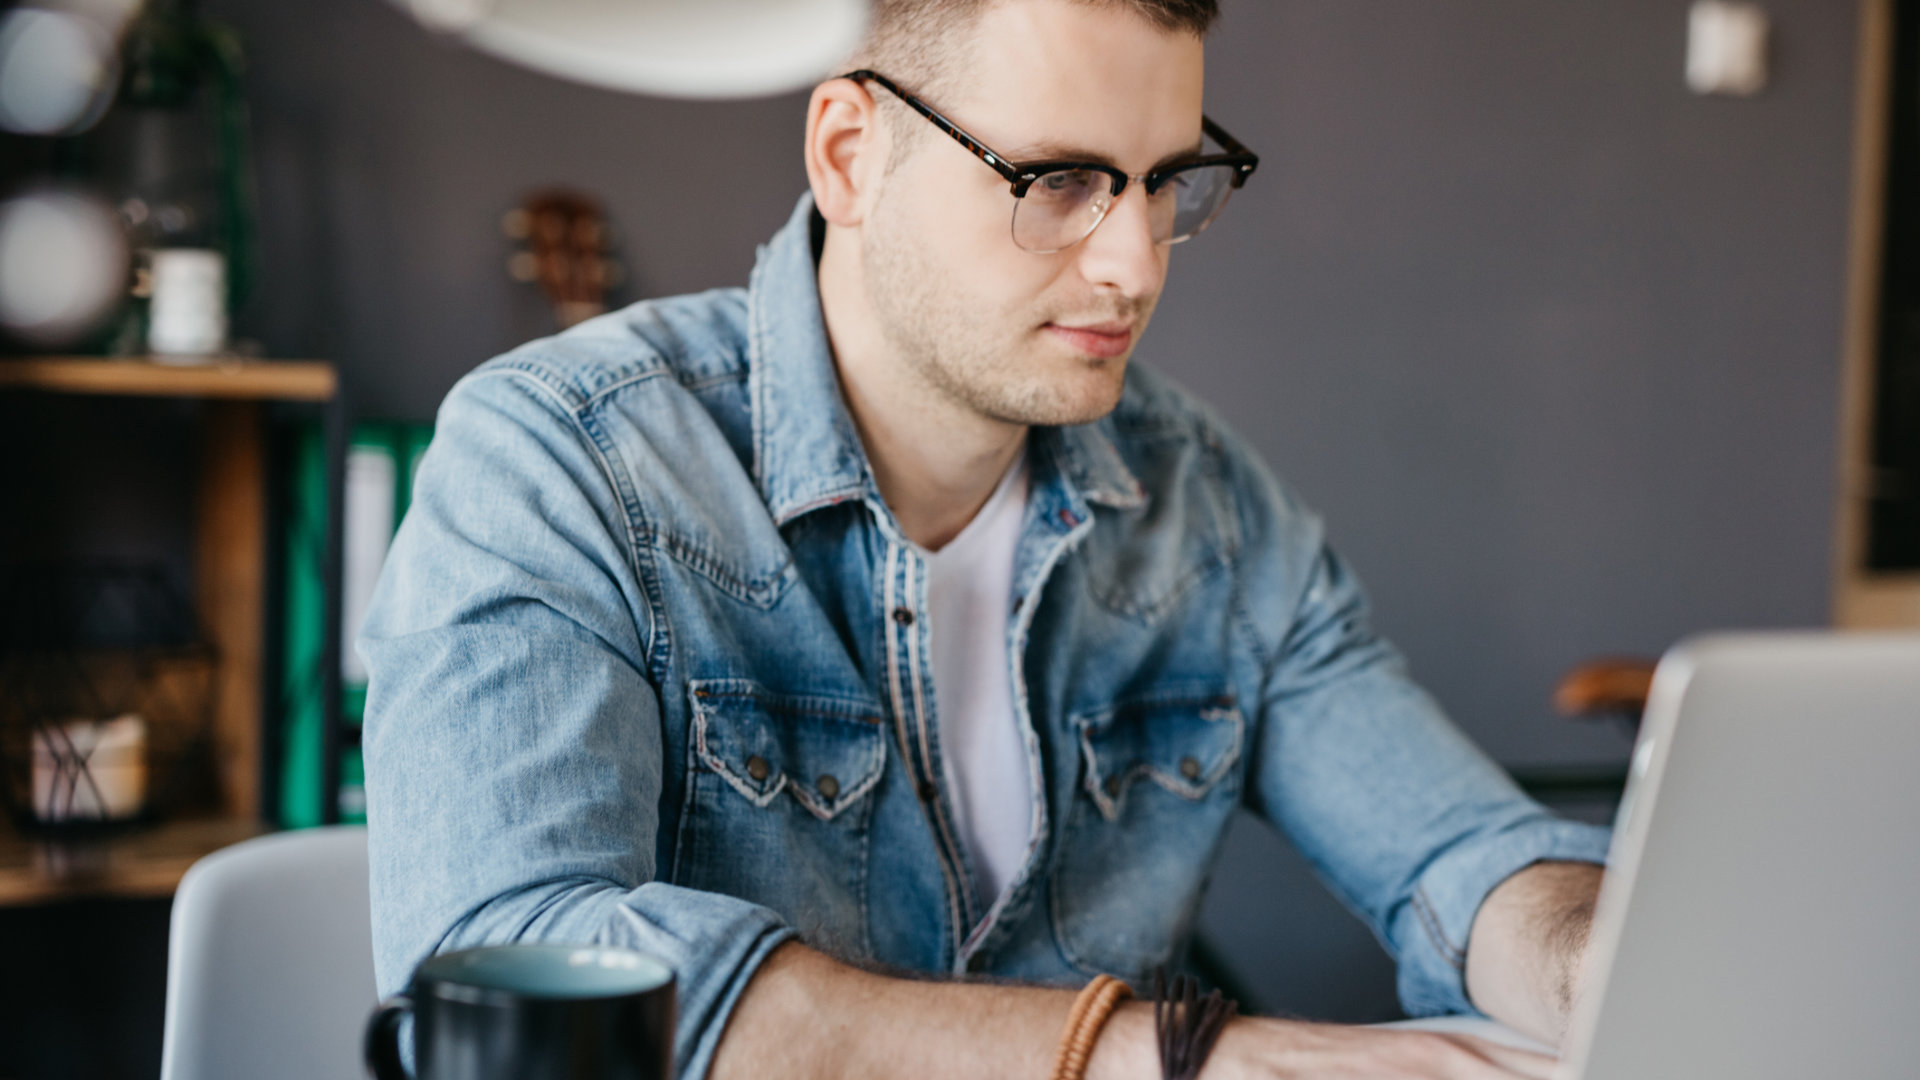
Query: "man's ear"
805 77 887 228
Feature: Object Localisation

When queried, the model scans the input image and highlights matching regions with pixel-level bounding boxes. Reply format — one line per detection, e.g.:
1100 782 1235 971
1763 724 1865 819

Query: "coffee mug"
364 944 675 1080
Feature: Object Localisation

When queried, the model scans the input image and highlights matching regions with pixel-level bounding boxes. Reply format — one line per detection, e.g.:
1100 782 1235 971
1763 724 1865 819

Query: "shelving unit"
1837 0 1920 629
0 818 271 906
0 356 345 905
0 357 336 400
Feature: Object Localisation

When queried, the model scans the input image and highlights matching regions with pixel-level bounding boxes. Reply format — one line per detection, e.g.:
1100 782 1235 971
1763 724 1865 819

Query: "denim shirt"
361 194 1610 1080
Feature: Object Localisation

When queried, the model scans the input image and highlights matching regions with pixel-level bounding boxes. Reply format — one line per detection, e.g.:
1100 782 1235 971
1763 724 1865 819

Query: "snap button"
745 755 771 782
892 607 915 626
917 779 938 802
816 774 840 800
1179 756 1202 780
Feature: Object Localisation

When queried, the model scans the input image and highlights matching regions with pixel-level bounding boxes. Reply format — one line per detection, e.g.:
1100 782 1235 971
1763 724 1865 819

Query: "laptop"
1559 631 1920 1079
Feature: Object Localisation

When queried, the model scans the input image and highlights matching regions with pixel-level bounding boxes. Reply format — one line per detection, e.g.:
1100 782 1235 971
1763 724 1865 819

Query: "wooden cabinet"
0 357 341 904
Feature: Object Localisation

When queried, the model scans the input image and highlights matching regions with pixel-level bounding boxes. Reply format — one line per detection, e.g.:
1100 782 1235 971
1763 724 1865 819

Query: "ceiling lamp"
393 0 871 100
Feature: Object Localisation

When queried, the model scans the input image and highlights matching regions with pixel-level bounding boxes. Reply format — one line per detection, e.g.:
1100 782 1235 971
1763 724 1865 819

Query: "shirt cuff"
1392 818 1613 1018
598 882 800 1080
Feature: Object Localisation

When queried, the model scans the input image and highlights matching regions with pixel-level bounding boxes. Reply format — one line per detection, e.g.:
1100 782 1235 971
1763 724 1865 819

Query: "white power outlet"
1688 1 1770 96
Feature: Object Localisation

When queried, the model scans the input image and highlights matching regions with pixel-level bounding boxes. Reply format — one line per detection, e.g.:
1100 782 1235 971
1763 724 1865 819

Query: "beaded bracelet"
1049 974 1134 1080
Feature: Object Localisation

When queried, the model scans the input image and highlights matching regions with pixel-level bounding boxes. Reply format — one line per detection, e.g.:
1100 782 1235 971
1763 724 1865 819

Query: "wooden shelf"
1838 571 1920 628
0 817 270 906
1 352 345 901
0 356 336 402
2 355 345 835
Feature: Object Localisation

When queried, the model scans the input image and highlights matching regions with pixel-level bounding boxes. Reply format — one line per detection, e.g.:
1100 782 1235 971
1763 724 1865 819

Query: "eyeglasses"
841 69 1259 255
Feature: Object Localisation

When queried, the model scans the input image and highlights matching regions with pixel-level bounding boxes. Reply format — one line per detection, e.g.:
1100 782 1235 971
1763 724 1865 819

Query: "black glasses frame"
839 69 1259 199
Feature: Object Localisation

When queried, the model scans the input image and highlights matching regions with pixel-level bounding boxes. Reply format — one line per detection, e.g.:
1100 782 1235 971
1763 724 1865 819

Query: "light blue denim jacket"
361 194 1610 1080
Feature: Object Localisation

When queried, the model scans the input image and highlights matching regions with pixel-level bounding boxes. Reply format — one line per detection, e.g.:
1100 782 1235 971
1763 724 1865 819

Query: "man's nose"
1074 185 1166 301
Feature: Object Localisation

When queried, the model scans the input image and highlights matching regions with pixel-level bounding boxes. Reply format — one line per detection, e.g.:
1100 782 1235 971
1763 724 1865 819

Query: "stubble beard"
859 192 1142 430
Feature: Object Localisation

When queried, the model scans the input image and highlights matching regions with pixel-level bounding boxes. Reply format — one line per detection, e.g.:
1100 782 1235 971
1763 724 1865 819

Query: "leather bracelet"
1049 974 1134 1080
1151 970 1237 1080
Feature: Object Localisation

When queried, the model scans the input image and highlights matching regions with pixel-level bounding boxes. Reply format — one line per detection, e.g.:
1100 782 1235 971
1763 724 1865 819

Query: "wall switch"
1688 1 1770 96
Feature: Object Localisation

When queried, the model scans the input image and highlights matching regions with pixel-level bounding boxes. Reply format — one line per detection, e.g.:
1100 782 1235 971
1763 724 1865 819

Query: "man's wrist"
1084 999 1160 1080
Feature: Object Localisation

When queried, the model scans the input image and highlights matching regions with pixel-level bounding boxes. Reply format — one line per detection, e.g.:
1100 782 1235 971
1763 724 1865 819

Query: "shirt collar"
747 194 874 525
747 192 1146 528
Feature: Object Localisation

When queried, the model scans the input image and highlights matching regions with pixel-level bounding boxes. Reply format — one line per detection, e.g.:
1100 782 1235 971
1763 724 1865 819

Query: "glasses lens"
1012 168 1113 253
1151 163 1239 244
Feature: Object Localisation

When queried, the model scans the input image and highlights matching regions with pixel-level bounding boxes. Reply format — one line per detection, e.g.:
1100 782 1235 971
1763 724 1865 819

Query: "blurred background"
1 0 1915 1076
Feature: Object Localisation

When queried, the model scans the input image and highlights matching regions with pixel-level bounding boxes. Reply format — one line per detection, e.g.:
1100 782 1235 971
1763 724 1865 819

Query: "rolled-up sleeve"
1223 434 1611 1018
359 365 794 1080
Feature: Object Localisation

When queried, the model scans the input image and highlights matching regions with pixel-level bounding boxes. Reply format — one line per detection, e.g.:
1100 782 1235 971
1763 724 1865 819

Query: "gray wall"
204 0 1862 1018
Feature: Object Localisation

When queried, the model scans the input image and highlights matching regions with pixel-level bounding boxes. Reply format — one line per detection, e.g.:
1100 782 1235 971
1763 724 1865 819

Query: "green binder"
279 419 433 828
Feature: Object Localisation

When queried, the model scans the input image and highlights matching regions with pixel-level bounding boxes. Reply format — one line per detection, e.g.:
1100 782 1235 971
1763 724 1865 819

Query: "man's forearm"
709 942 1160 1080
1463 860 1605 1047
710 941 1562 1080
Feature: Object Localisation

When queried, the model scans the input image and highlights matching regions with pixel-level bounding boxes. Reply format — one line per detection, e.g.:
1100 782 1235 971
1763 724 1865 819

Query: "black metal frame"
839 69 1259 200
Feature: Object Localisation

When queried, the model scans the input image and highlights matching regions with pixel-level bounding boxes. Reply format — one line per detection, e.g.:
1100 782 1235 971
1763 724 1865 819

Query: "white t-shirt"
926 450 1032 909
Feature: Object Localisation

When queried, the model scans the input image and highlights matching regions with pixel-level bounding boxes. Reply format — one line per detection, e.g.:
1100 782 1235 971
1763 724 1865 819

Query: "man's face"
860 0 1205 428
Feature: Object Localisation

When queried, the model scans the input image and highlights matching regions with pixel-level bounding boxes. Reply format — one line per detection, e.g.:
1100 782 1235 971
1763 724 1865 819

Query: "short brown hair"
849 0 1218 149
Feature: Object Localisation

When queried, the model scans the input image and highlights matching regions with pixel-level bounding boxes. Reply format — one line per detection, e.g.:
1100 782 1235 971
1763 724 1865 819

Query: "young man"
362 1 1611 1078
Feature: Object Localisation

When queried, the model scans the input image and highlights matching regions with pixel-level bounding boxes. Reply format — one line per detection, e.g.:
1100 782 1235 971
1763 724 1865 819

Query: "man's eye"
1039 170 1094 195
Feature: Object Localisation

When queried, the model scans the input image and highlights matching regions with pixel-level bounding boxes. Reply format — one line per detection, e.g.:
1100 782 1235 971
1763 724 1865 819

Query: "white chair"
160 826 378 1080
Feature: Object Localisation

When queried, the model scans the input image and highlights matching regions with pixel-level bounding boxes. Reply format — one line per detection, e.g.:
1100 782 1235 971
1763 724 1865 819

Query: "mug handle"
364 994 414 1080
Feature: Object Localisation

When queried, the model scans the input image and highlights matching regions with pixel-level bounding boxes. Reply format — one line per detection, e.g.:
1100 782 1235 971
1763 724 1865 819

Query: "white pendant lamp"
395 0 871 100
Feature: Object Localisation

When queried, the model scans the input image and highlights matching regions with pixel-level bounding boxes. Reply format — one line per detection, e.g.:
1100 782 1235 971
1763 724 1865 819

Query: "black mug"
364 944 676 1080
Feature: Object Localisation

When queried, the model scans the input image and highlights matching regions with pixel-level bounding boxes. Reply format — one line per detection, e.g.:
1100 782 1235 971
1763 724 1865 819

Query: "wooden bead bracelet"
1049 974 1133 1080
1049 970 1238 1080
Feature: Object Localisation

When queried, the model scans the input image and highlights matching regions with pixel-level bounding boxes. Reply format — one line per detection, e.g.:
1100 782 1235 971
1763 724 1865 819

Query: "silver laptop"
1561 632 1920 1080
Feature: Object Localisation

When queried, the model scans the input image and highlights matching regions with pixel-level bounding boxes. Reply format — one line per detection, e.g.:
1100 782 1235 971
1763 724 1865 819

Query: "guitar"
503 189 623 329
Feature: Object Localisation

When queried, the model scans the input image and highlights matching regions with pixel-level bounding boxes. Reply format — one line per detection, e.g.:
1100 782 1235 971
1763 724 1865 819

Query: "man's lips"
1043 321 1135 359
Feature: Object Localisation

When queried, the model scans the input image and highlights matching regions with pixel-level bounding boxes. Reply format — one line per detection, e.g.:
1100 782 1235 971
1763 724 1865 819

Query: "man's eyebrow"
998 138 1206 172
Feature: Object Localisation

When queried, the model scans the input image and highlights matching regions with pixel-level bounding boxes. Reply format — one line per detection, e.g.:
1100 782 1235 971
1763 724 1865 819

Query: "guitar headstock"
504 189 623 329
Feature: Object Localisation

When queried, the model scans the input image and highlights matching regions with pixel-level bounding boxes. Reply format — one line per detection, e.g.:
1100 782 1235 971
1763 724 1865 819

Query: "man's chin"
989 359 1129 428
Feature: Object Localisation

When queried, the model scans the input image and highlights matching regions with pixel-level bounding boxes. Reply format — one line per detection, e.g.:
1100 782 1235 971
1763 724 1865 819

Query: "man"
362 1 1612 1078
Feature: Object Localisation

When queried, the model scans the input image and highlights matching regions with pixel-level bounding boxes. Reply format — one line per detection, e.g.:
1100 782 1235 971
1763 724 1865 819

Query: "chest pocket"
1051 688 1245 978
673 678 887 957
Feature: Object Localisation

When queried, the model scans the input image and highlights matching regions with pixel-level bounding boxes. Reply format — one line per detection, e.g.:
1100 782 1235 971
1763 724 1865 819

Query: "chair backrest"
161 826 377 1080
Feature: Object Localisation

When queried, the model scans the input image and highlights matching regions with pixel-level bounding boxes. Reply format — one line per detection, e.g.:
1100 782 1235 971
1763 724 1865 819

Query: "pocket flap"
1072 687 1244 821
689 679 888 821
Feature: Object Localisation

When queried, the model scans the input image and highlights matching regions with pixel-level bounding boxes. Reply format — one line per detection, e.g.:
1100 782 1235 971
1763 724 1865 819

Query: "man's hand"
1090 1004 1557 1080
1216 1021 1557 1080
1463 860 1606 1047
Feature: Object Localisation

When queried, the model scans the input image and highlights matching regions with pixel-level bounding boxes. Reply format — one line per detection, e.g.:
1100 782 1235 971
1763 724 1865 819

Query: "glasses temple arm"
837 69 1028 187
